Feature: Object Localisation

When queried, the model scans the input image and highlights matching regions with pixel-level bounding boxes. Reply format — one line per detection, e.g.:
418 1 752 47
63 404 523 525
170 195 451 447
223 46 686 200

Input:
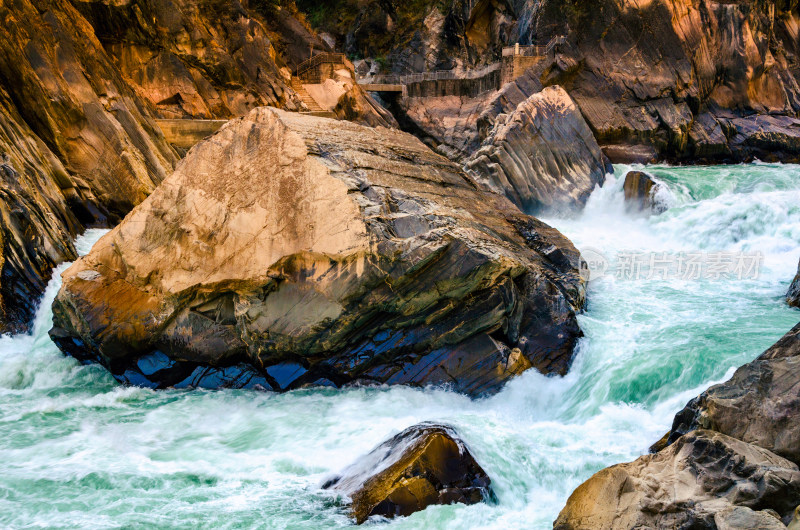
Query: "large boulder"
50 107 585 395
664 322 800 464
466 86 609 214
323 423 494 523
554 430 800 530
788 261 800 308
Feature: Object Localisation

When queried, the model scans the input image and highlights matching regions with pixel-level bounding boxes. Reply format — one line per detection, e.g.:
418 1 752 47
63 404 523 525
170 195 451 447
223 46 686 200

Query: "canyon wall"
308 0 800 163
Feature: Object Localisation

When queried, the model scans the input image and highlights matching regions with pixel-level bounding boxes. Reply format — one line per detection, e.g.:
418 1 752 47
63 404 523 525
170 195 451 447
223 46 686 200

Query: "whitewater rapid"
0 164 798 528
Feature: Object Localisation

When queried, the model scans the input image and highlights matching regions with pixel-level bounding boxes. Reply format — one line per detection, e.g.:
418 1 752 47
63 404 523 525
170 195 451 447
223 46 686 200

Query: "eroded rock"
554 430 800 530
50 107 585 395
788 260 800 308
466 86 608 214
322 423 494 523
664 322 800 464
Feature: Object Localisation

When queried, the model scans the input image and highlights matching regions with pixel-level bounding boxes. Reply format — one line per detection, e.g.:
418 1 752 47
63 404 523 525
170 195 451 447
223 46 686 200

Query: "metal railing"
357 62 500 86
501 35 566 57
295 52 353 81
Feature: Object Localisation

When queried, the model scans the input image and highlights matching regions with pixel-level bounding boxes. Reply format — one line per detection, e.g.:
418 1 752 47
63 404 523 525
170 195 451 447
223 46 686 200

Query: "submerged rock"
554 429 800 530
622 171 668 214
467 86 608 214
788 261 800 308
50 107 585 396
322 423 494 523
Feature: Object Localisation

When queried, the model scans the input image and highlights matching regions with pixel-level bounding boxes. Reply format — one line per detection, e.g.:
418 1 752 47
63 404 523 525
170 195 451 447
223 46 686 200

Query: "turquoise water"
1 164 798 529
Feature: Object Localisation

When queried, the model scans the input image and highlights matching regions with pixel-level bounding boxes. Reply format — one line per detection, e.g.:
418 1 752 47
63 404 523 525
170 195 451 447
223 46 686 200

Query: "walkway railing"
296 52 354 82
357 63 500 86
501 35 566 57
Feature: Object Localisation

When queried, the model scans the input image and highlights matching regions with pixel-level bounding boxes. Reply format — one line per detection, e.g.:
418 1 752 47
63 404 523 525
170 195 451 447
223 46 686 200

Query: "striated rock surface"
323 423 494 523
466 86 608 214
0 0 180 332
664 322 800 464
557 323 800 528
50 107 585 395
788 261 800 308
554 429 800 530
623 170 668 215
73 0 325 118
304 1 800 163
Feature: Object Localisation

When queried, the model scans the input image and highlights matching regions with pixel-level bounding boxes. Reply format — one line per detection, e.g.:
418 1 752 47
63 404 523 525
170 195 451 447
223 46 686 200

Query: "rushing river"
1 164 798 529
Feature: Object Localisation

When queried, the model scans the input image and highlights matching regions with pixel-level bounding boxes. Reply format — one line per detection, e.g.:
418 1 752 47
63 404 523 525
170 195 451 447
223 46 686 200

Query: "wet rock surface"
50 107 585 395
788 261 800 308
664 322 800 464
323 423 494 523
623 170 668 215
557 323 800 529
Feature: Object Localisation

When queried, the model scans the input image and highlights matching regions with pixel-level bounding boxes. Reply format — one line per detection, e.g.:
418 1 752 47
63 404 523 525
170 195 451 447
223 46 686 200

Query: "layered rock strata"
556 322 800 528
50 107 585 395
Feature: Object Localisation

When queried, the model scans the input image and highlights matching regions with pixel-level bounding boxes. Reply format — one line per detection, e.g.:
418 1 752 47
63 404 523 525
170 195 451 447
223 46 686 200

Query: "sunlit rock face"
466 86 609 214
50 107 585 396
0 0 180 333
308 0 800 163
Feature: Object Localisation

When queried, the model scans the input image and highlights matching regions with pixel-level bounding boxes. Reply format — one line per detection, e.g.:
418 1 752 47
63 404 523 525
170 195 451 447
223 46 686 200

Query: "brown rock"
73 0 329 118
322 423 494 523
466 86 608 214
788 260 800 308
554 430 800 530
0 0 180 331
310 1 800 163
664 322 800 463
50 107 585 395
622 170 667 214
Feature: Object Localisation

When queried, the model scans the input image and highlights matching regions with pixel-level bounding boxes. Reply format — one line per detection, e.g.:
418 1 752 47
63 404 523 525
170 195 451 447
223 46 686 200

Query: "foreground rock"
664 322 800 463
788 261 800 308
555 429 800 530
623 171 668 215
323 423 494 523
466 86 608 214
557 323 800 528
50 107 585 395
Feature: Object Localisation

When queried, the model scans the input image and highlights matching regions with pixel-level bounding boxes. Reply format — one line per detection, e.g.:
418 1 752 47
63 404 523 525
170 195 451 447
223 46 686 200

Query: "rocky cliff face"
0 0 389 333
50 107 585 396
0 0 182 332
305 0 800 163
72 0 325 118
555 322 800 528
466 86 608 214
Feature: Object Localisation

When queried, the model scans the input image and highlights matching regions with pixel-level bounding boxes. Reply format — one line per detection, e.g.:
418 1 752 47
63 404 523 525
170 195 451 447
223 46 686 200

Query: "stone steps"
290 77 328 113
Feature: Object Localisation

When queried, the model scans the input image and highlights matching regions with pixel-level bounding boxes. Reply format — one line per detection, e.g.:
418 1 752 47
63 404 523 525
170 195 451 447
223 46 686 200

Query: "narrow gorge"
0 1 798 529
